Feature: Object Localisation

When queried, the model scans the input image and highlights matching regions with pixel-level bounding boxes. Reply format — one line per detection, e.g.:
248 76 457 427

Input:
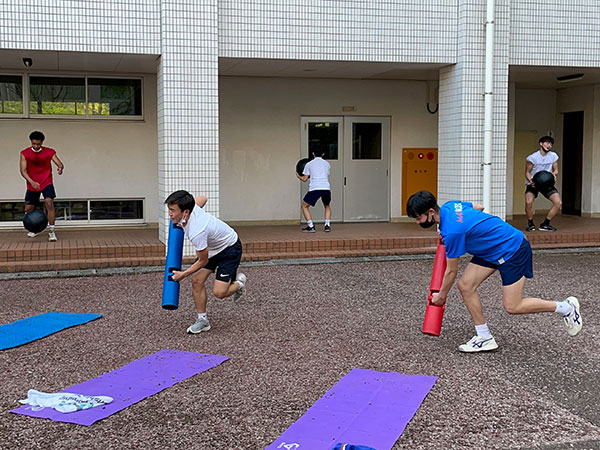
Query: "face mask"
419 212 436 229
176 211 188 227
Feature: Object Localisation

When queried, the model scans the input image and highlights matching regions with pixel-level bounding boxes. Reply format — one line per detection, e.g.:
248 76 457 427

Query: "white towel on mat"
19 389 113 413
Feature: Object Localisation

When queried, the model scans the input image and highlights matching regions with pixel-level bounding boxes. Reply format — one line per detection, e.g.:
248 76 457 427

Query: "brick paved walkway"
1 214 599 273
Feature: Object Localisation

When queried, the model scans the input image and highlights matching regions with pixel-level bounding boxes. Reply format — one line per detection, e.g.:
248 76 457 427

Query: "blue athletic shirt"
439 201 524 265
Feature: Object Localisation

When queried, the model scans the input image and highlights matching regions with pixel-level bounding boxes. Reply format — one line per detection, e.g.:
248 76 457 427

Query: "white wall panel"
0 0 160 54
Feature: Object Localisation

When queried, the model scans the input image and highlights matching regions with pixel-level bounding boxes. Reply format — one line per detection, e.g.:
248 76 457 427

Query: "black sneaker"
324 225 331 232
539 223 557 232
302 225 316 233
525 223 536 232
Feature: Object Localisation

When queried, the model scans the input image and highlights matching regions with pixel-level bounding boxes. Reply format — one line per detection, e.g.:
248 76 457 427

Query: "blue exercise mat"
0 312 103 350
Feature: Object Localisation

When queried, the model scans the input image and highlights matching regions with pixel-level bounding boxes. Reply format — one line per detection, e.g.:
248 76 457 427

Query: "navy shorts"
526 184 559 200
303 190 331 207
203 239 242 283
25 185 56 205
470 237 533 286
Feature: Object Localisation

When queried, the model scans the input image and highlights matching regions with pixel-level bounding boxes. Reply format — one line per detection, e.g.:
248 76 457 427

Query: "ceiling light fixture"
556 73 584 83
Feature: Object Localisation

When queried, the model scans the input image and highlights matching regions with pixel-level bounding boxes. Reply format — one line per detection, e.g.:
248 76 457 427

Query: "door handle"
344 177 346 186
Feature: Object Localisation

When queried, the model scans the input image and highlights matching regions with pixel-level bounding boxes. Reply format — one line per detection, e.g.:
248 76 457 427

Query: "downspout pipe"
482 0 495 212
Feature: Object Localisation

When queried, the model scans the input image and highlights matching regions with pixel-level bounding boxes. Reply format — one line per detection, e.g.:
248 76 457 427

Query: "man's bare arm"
52 154 64 175
195 196 208 208
525 161 534 185
20 154 39 189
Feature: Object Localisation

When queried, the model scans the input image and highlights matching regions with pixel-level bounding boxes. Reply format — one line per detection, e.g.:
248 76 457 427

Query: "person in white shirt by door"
165 190 247 334
296 149 332 232
524 135 562 232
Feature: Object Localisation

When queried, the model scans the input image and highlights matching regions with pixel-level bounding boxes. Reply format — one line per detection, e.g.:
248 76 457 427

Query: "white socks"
197 313 207 320
307 220 314 227
555 301 573 315
475 323 492 339
325 219 331 226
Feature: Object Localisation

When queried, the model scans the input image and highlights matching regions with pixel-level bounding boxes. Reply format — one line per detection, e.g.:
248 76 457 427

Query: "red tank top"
21 146 56 191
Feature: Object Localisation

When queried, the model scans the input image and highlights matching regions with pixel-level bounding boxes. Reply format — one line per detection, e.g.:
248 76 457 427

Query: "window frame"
0 74 25 118
0 198 146 228
0 72 144 121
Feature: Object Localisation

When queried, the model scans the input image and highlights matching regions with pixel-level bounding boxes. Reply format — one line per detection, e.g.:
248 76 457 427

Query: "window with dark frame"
29 76 86 115
88 78 142 116
16 75 143 117
0 200 144 222
0 75 23 114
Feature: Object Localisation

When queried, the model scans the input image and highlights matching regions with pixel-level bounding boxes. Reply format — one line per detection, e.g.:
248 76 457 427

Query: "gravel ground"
1 252 599 450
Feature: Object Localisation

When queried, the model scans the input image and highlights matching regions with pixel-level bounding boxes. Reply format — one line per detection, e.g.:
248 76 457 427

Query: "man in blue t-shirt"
406 191 582 353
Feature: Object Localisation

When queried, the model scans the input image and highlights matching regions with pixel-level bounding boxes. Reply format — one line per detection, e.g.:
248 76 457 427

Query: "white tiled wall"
157 0 219 253
218 0 457 63
0 0 160 54
510 0 600 66
438 0 510 218
4 0 600 233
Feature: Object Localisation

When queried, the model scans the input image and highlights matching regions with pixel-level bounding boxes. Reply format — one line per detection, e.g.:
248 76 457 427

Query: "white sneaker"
563 296 582 336
27 232 38 238
458 335 499 353
231 273 247 302
48 231 57 242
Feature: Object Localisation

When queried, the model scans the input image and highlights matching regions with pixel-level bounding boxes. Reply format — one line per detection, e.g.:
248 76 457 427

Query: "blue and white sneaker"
563 296 582 336
458 335 498 353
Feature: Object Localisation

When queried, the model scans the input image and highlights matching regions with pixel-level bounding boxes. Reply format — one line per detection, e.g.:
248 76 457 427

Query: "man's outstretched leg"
502 278 582 336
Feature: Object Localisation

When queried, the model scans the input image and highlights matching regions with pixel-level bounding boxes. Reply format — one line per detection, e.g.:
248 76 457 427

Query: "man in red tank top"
19 131 64 241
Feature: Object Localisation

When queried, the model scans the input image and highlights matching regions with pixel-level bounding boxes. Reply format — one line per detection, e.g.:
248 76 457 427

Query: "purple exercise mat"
266 368 438 450
11 349 228 426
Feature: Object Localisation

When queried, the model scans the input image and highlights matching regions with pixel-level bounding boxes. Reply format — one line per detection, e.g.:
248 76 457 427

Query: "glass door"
300 117 343 222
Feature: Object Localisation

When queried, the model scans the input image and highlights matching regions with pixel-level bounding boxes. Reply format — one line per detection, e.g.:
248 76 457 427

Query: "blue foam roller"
161 221 185 310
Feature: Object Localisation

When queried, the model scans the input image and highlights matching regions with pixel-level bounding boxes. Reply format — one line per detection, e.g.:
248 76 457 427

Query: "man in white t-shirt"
524 135 561 232
165 190 247 334
296 149 332 232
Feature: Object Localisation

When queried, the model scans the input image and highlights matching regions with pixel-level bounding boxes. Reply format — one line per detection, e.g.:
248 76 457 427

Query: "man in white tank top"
165 190 247 334
296 149 332 232
524 135 561 232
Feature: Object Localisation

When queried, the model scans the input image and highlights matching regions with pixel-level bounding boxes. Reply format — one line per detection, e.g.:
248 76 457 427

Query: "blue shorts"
25 185 56 205
303 190 331 207
470 237 533 286
203 239 242 283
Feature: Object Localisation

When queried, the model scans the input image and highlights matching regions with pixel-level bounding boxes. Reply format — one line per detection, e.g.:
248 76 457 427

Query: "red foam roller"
422 236 447 336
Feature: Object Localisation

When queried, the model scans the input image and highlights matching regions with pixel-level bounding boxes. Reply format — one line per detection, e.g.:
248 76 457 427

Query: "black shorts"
203 239 242 283
25 185 56 205
470 237 533 286
526 184 559 200
303 190 331 207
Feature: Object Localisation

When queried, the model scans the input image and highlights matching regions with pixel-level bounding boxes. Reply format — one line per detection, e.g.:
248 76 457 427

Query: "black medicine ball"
23 209 48 233
296 158 311 176
532 170 555 191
